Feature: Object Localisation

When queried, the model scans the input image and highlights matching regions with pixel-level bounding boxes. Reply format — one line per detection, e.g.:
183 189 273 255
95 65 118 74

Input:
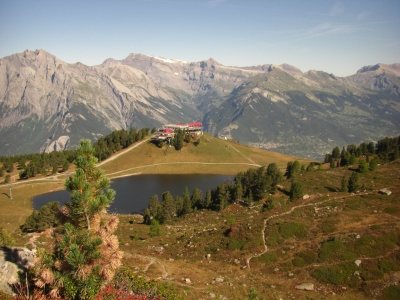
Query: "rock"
214 277 224 283
209 293 216 298
206 253 211 259
0 247 36 295
288 272 294 277
184 278 191 284
295 283 314 291
354 259 362 267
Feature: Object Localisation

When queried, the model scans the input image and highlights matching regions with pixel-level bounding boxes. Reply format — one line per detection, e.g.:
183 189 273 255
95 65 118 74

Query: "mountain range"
0 49 399 158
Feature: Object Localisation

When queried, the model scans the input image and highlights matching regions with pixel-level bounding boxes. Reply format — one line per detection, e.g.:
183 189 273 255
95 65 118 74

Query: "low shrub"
319 237 344 261
384 285 400 300
279 222 307 239
311 263 356 285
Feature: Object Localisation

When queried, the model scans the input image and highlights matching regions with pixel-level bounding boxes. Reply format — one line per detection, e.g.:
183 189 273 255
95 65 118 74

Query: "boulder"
0 247 36 295
295 283 314 291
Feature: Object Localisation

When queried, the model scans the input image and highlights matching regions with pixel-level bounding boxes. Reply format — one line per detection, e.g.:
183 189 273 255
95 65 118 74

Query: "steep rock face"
0 49 399 158
204 67 400 158
0 50 198 155
346 63 400 95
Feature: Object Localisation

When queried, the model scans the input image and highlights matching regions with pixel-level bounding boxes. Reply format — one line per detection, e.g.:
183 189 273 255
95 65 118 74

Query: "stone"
184 278 191 284
0 247 36 295
295 283 314 291
214 277 224 283
354 259 362 267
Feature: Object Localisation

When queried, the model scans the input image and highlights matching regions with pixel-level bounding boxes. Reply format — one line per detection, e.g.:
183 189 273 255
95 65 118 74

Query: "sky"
0 0 399 77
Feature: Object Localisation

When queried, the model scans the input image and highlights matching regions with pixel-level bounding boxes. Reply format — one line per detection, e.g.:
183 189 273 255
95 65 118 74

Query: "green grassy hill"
1 135 399 299
99 133 311 176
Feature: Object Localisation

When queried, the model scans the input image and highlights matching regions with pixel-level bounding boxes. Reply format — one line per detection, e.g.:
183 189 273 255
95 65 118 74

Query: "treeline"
324 135 400 169
143 163 284 225
93 127 149 161
0 127 150 181
1 150 77 180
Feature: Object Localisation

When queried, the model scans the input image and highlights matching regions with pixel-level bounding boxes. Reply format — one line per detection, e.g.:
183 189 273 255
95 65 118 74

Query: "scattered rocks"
213 277 224 283
295 283 314 291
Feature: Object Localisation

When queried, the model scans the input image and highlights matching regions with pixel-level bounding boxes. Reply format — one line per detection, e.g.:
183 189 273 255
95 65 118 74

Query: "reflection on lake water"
32 174 230 214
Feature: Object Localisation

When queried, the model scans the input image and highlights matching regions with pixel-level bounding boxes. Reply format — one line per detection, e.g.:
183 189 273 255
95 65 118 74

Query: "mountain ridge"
0 49 399 157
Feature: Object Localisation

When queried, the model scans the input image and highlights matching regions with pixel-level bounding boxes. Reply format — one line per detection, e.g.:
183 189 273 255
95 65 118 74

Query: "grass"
1 140 400 299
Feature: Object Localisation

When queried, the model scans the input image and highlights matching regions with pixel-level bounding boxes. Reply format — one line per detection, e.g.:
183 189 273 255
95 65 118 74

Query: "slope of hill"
0 135 399 299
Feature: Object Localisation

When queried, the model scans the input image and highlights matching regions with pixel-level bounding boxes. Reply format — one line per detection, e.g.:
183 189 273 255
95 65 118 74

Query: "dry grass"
1 139 399 299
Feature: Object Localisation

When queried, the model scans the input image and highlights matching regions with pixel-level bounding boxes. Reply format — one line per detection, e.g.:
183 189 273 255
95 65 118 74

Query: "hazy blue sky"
1 0 399 76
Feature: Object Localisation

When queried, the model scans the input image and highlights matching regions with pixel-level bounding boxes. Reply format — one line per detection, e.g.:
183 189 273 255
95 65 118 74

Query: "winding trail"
245 191 375 269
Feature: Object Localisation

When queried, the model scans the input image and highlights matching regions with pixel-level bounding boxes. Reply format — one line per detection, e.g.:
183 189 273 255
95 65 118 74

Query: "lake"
32 174 231 214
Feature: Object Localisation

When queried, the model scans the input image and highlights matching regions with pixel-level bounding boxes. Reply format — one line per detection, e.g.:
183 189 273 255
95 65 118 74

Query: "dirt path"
223 141 258 166
245 191 375 269
97 138 150 166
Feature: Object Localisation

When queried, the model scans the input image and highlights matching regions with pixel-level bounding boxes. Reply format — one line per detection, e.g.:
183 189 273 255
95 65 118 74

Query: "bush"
254 251 279 263
312 263 356 285
319 237 344 261
279 222 307 239
384 285 400 300
379 260 400 273
21 201 61 232
0 226 15 246
227 238 247 250
149 219 162 237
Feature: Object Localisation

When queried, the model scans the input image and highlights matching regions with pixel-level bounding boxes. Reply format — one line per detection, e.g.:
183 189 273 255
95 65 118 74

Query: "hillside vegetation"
0 134 399 299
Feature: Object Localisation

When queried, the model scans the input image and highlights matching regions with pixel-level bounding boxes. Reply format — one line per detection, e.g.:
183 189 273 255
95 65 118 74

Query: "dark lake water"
32 174 230 214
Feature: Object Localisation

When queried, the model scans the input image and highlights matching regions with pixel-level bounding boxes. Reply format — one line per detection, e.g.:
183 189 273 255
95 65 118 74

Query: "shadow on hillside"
324 186 338 192
1 192 11 199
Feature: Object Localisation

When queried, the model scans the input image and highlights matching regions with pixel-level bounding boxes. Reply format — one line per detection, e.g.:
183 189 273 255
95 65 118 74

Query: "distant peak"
357 64 381 73
280 63 303 74
356 63 400 76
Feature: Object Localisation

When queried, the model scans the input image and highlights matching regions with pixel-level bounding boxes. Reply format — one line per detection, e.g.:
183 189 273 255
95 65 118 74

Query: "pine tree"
289 181 304 202
341 176 348 192
182 186 192 215
348 172 360 193
160 191 176 224
191 188 203 209
32 140 122 299
204 190 212 209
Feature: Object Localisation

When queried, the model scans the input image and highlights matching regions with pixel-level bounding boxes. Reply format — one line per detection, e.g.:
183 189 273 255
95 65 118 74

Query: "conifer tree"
204 190 212 209
289 181 304 202
341 176 348 192
32 140 122 299
348 172 360 193
182 186 192 215
160 191 176 223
